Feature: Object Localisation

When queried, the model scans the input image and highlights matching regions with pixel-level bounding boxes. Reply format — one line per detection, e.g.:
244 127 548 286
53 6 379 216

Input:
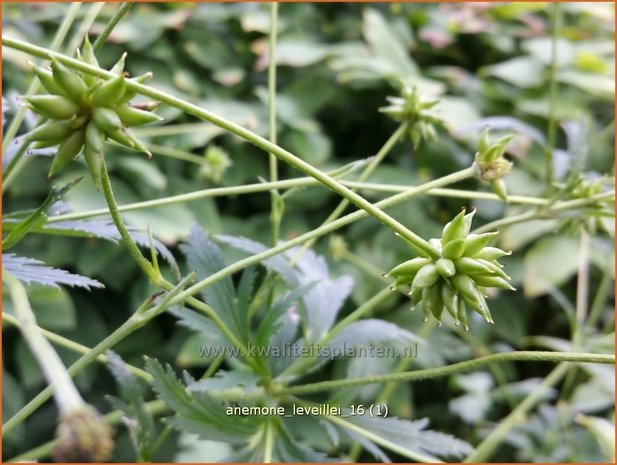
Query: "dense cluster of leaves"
2 2 614 463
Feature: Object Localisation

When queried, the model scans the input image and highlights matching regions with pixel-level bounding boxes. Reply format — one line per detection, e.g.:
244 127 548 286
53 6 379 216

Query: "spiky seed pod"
114 105 164 126
53 405 114 462
25 40 161 187
475 247 511 261
462 232 499 257
91 75 126 106
31 64 66 96
386 257 432 278
24 119 75 142
51 59 88 103
49 127 86 177
441 209 467 244
23 95 80 119
92 107 123 134
435 258 456 277
442 239 465 260
386 210 513 328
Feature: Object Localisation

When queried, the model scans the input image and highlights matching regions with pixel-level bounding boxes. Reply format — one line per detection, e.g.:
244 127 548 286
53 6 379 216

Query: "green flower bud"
435 258 456 277
53 405 114 462
23 95 80 119
387 257 432 278
411 264 440 289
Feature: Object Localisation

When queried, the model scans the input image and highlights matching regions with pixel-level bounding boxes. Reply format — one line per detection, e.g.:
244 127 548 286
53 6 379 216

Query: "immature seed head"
53 405 114 462
24 36 162 189
379 85 444 149
386 208 514 329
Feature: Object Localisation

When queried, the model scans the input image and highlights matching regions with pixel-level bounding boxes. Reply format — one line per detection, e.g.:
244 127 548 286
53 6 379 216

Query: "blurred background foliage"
2 2 615 462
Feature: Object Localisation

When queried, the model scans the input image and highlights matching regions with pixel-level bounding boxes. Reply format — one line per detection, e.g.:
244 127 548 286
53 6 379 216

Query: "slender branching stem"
274 351 614 396
92 2 134 51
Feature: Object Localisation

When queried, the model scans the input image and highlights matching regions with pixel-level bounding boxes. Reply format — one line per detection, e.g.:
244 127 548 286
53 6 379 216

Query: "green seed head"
389 209 513 327
26 40 161 187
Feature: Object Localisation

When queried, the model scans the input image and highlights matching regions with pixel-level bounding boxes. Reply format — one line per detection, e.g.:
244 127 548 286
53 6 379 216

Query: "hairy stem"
473 191 615 233
46 180 551 224
274 351 614 396
100 159 156 280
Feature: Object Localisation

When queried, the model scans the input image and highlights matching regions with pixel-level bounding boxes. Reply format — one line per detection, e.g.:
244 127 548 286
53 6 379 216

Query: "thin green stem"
464 363 569 462
587 262 613 328
2 313 151 381
92 2 134 51
0 37 440 259
274 351 614 396
574 229 590 343
45 180 549 224
100 159 156 280
66 2 105 55
2 3 81 190
545 2 562 186
147 142 210 165
268 2 281 246
473 191 615 233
